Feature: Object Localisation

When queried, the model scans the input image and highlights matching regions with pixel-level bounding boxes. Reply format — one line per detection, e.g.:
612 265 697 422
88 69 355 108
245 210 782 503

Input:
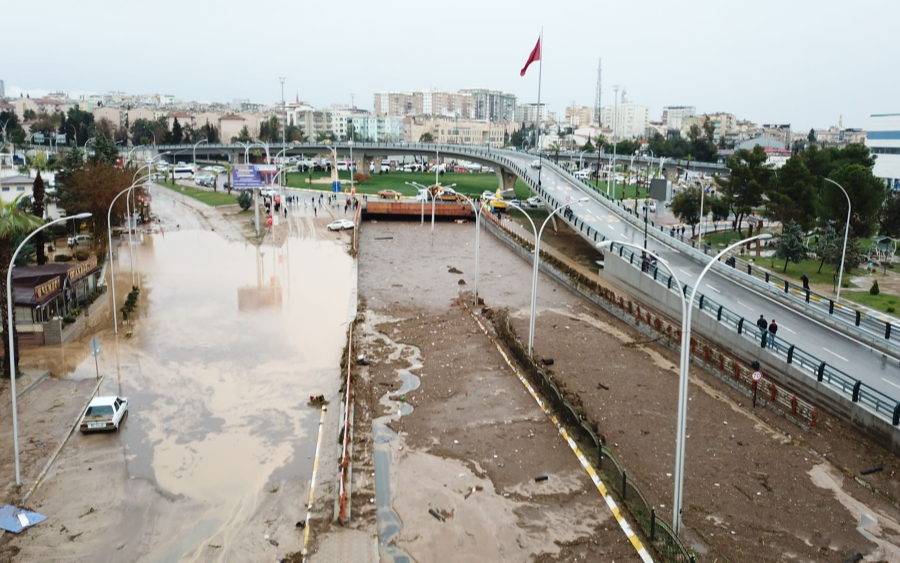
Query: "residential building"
661 106 695 131
349 115 405 142
866 113 900 190
403 116 517 147
599 103 649 140
0 80 4 99
812 124 867 148
735 136 785 151
93 106 121 129
515 103 550 124
127 107 156 125
565 105 594 128
219 114 248 143
459 88 516 122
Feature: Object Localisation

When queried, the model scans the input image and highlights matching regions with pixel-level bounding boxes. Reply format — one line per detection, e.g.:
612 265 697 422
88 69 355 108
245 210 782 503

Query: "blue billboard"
232 164 278 189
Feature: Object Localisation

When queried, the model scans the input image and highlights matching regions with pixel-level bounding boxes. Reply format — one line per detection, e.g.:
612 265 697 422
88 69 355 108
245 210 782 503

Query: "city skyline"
4 0 897 132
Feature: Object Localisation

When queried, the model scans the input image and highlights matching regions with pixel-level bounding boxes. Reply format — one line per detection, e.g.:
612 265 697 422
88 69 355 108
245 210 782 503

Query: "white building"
599 103 650 140
662 106 695 131
866 113 900 190
515 103 549 124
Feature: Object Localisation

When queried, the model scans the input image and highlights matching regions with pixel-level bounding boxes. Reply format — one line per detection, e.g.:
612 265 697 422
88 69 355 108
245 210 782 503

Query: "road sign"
751 370 763 382
89 337 100 358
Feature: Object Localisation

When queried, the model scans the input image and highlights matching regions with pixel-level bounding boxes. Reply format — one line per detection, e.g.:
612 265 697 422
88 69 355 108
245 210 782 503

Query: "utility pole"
595 58 602 127
612 85 620 141
279 77 286 186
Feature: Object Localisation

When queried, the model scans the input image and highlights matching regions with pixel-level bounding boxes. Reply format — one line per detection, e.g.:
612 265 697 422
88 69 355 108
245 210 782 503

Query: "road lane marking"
779 325 796 334
882 378 900 391
679 269 693 276
735 300 753 310
705 284 721 293
822 348 849 362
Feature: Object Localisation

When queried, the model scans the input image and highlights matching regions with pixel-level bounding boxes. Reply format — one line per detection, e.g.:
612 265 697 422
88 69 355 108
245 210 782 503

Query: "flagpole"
536 28 543 187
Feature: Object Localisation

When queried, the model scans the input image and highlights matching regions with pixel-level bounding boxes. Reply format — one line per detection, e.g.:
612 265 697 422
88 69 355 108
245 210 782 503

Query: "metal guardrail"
606 241 900 425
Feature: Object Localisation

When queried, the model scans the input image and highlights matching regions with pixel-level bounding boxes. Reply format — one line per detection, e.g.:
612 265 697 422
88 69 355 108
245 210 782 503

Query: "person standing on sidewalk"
768 319 778 349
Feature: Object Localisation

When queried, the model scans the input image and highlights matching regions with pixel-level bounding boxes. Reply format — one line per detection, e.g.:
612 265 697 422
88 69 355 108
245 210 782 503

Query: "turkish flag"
520 37 541 76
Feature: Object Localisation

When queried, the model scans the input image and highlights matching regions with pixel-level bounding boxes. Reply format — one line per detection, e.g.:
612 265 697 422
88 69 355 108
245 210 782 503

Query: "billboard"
232 164 278 189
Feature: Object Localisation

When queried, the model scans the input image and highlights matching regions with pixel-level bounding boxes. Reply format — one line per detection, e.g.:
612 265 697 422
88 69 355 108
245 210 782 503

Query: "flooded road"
11 189 357 561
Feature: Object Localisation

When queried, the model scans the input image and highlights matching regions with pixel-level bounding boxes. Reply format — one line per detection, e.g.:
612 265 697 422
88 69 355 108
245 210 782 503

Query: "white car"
80 396 128 433
525 196 542 208
530 159 542 169
68 234 91 246
327 219 355 231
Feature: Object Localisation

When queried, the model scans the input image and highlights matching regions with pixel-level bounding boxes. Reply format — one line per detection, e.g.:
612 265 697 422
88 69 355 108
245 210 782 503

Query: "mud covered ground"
350 218 900 562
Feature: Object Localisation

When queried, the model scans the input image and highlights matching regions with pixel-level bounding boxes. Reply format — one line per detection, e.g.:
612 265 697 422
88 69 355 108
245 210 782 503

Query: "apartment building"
565 105 594 128
661 106 695 131
866 113 900 190
599 103 650 140
459 88 516 122
403 116 517 147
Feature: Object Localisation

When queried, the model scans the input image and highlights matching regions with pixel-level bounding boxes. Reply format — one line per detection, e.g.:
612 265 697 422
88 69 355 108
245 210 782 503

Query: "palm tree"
0 197 46 378
29 151 52 265
548 141 561 163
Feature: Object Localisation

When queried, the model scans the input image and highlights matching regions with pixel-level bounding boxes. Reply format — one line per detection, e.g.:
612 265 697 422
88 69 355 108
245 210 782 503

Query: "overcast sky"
4 0 896 131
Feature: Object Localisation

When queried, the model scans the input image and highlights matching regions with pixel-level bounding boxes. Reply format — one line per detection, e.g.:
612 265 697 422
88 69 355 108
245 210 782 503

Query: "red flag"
520 37 541 77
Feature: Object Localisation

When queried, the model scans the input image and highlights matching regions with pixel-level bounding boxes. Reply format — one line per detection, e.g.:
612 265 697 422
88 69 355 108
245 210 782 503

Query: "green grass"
843 291 900 315
285 171 531 199
158 183 241 207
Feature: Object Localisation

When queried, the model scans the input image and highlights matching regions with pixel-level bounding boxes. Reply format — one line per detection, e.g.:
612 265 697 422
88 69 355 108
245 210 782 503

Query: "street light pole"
510 197 589 355
107 182 144 335
824 178 851 301
669 234 769 534
280 77 286 187
192 137 208 168
7 212 92 485
455 193 482 305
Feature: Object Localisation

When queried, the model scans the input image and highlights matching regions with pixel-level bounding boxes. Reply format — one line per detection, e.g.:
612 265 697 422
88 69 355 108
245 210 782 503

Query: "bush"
887 307 895 313
54 254 73 262
871 280 880 295
236 191 253 211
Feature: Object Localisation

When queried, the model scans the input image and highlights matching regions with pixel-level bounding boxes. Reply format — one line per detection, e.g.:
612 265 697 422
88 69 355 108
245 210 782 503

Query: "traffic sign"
751 370 763 382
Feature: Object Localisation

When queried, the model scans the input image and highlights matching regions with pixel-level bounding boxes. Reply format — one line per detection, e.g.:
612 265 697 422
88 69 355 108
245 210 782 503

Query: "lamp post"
280 77 286 186
405 181 429 225
192 137 208 167
107 181 144 334
600 234 769 535
83 137 95 163
824 178 851 301
430 183 456 235
510 197 589 355
454 192 482 306
8 212 92 485
67 124 78 148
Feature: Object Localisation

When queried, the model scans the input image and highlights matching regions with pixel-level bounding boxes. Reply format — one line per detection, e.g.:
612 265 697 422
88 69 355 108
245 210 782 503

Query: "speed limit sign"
752 370 763 382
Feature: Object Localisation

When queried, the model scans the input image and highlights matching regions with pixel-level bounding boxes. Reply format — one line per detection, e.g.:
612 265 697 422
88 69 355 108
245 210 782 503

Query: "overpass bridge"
44 139 899 432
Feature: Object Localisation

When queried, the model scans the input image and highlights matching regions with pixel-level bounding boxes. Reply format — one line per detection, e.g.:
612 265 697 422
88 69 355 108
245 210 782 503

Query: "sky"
4 0 897 132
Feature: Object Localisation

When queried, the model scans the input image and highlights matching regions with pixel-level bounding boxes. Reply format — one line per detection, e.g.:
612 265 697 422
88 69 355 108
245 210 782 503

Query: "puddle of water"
368 315 421 562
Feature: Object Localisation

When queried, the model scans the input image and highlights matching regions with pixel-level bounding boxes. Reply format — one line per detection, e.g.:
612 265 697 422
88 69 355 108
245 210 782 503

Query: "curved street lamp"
510 197 589 355
107 182 144 334
7 212 92 485
823 178 851 301
453 192 483 306
600 234 770 535
192 137 208 167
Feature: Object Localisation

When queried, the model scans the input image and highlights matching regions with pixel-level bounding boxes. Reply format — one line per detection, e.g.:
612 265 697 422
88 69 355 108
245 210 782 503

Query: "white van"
173 165 195 180
574 169 591 180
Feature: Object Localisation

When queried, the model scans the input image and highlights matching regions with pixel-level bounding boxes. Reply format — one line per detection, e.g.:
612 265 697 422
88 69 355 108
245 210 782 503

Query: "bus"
173 165 195 180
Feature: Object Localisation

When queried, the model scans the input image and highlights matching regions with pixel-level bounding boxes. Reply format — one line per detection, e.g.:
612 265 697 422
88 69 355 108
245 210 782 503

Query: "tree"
56 161 137 246
670 187 702 236
808 128 817 144
258 116 281 143
199 121 220 144
232 125 253 144
284 124 305 143
0 198 46 378
814 225 840 274
419 132 434 143
548 141 561 163
774 220 807 272
581 140 595 153
715 146 771 235
170 118 184 144
91 134 120 166
28 151 52 265
316 130 336 143
824 164 886 238
765 154 817 231
880 190 900 238
236 190 252 210
614 140 639 156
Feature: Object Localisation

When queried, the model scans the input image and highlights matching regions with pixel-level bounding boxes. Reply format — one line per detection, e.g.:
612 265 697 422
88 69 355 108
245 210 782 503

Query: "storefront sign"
67 256 98 283
34 278 60 301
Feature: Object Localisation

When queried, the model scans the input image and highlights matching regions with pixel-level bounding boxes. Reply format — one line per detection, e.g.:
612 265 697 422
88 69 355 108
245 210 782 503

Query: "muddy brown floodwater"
3 187 357 561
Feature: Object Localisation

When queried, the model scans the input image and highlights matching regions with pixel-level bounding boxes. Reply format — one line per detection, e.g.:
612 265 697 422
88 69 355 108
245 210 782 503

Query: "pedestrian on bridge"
756 314 768 347
768 319 778 349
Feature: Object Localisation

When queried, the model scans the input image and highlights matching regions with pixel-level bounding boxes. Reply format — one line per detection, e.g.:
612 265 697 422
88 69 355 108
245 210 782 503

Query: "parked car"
530 159 542 169
525 196 542 208
80 396 128 433
327 219 355 231
68 234 91 246
377 189 403 199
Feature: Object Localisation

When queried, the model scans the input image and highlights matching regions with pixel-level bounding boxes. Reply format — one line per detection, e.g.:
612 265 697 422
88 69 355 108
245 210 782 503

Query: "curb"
22 376 104 505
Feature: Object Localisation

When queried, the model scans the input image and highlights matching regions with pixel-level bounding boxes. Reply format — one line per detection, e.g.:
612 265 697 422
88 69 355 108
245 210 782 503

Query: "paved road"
502 152 900 401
